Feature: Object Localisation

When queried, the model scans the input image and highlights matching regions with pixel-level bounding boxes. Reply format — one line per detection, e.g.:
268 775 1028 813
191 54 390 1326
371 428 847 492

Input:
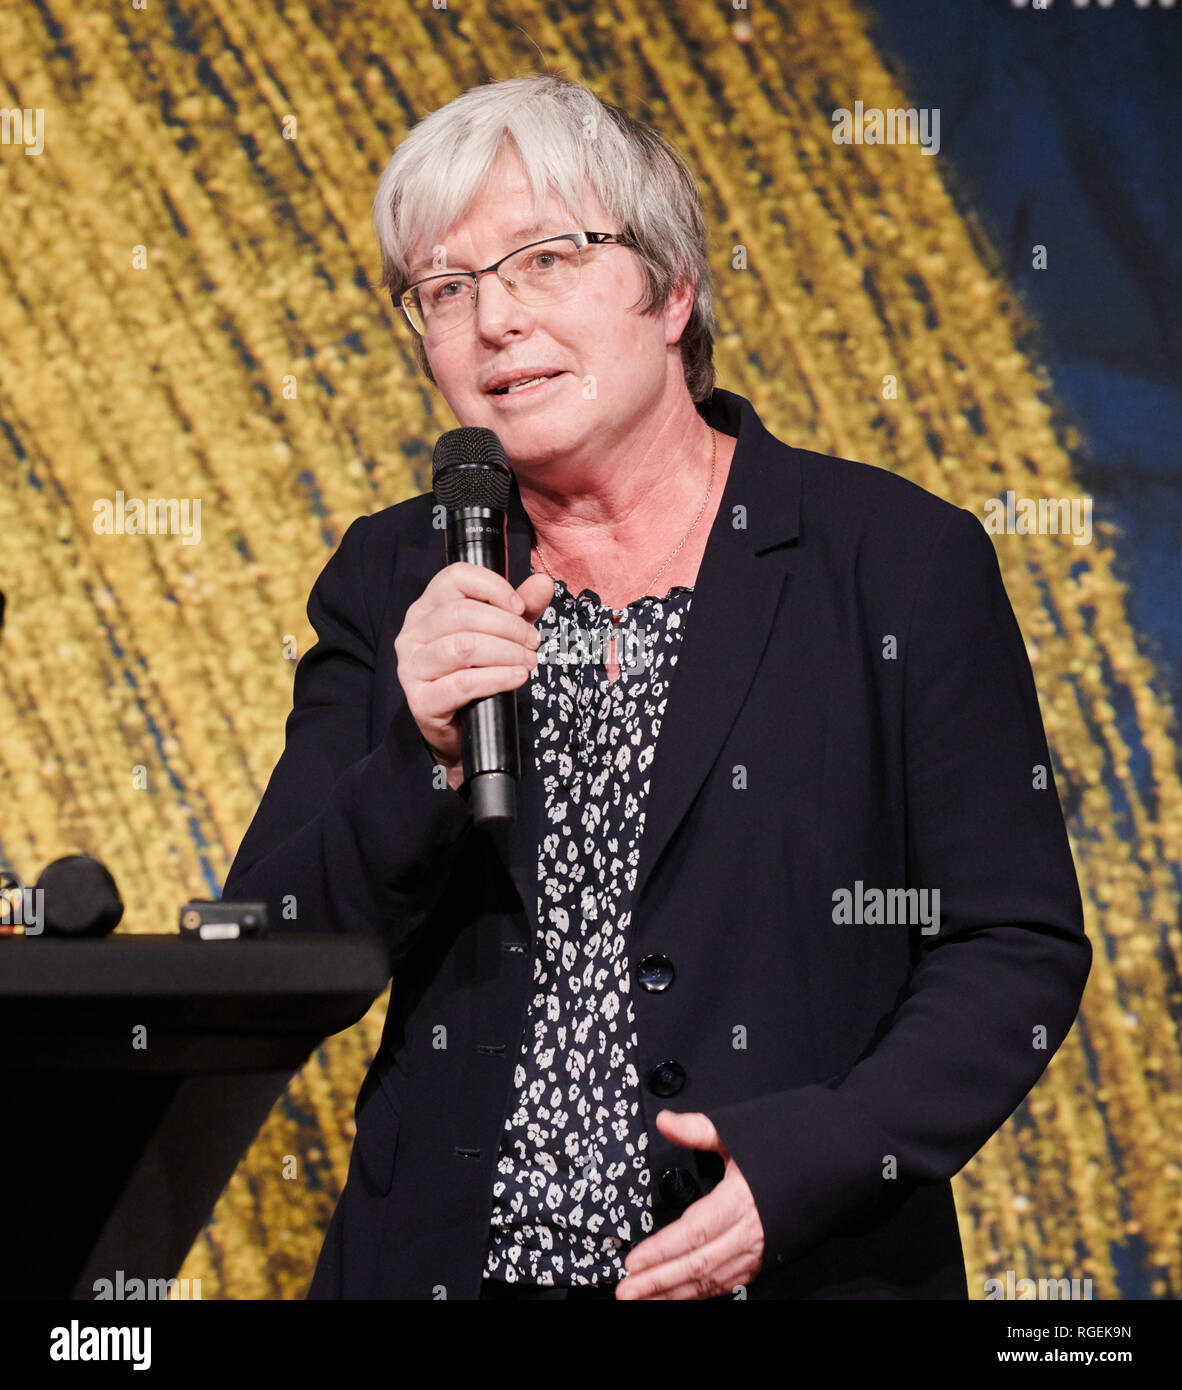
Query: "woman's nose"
473 270 531 336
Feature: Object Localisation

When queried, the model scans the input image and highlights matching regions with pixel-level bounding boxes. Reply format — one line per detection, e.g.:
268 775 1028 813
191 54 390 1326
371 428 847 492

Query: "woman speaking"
223 73 1090 1301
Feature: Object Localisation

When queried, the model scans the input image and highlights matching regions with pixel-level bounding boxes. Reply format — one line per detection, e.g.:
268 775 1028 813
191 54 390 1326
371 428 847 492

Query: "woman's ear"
664 275 697 348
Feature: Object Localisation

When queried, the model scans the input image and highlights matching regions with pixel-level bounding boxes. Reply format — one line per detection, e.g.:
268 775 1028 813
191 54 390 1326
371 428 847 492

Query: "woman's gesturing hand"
395 564 555 788
616 1110 766 1300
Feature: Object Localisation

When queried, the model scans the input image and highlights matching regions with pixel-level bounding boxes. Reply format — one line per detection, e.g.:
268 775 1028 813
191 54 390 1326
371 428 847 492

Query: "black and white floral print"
483 573 695 1286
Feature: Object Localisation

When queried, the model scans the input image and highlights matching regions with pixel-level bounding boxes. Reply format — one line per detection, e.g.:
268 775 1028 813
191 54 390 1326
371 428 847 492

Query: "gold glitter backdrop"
1 0 1179 1300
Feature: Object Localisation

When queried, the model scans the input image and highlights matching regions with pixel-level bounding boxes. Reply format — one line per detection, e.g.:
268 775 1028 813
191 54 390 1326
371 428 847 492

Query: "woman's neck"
523 427 737 610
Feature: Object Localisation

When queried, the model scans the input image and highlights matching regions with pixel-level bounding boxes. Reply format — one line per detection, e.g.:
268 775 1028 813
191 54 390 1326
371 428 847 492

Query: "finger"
622 1186 735 1276
413 665 532 721
653 1110 721 1154
651 1251 759 1302
431 561 526 614
413 627 540 683
618 1225 749 1300
436 594 545 647
517 572 556 622
403 592 540 667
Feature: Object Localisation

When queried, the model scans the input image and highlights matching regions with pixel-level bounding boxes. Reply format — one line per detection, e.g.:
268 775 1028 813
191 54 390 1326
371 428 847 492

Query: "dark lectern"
0 933 391 1298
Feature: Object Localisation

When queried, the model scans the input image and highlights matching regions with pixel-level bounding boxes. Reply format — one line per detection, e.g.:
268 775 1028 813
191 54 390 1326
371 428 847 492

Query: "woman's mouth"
488 372 566 401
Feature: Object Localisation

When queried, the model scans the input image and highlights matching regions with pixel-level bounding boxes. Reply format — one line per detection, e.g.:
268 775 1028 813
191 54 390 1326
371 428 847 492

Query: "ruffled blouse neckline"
532 569 693 614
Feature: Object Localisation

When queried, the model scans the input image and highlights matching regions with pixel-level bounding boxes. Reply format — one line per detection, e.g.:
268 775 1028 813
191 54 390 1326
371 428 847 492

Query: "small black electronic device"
179 899 269 940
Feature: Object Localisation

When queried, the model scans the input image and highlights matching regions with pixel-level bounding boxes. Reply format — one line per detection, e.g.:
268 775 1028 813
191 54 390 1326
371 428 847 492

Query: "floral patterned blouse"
482 571 696 1286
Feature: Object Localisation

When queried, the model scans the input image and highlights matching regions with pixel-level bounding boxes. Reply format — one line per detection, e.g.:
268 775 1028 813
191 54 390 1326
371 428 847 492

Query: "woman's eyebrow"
408 223 561 279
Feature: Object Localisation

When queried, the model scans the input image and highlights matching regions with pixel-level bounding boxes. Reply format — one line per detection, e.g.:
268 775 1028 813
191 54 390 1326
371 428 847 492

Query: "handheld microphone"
431 427 520 829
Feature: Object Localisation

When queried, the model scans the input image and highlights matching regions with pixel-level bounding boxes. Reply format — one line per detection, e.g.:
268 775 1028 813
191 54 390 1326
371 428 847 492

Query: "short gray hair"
372 74 717 402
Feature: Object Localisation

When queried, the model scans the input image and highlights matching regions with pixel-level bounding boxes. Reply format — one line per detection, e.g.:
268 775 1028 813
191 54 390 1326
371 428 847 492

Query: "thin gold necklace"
531 427 717 603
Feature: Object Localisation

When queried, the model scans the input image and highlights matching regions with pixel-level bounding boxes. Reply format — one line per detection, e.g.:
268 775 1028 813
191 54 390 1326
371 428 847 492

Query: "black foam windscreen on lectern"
0 933 391 1299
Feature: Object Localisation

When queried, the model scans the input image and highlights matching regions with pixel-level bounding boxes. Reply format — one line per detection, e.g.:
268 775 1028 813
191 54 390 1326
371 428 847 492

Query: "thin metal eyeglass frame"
398 231 634 336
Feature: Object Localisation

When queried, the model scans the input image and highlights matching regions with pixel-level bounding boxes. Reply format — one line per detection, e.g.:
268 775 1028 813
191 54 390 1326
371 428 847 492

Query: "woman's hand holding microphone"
394 565 555 793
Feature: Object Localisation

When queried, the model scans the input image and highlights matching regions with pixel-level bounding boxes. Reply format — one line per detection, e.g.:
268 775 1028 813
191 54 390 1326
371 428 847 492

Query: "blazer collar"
489 387 802 935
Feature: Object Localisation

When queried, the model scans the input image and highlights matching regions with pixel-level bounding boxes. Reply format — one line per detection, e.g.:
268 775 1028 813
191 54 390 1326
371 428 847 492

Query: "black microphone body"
432 428 521 828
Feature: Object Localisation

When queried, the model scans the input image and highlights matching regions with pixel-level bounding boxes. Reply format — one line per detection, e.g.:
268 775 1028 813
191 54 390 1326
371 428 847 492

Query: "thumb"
655 1109 719 1151
516 571 556 624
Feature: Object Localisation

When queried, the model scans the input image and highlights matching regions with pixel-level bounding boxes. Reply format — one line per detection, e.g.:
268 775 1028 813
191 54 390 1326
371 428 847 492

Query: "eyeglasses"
399 231 634 338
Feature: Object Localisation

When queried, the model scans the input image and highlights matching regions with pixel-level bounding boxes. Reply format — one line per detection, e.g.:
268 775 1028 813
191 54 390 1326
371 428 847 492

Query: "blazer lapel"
632 393 801 908
484 389 802 936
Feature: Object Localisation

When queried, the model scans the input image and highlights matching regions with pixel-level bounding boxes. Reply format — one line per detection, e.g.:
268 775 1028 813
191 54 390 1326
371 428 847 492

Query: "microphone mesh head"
36 854 124 937
432 428 511 509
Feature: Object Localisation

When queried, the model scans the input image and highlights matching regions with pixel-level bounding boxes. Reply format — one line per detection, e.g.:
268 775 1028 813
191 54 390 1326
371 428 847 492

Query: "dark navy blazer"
223 386 1091 1300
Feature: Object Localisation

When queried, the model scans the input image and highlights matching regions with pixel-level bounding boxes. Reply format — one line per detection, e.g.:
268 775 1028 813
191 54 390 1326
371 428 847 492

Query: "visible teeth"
504 375 549 393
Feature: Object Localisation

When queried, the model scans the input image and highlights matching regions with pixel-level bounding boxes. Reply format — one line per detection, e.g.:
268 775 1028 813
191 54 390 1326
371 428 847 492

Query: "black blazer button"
637 953 675 992
659 1167 701 1208
646 1059 686 1096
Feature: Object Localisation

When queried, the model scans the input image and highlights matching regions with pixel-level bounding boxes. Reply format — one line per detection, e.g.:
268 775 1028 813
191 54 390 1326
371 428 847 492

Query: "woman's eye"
431 281 465 302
